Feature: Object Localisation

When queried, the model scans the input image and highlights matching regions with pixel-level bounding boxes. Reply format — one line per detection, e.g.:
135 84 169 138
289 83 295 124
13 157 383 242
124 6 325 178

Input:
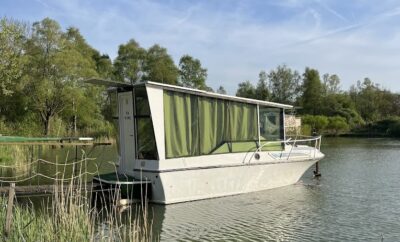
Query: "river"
149 138 400 241
2 137 400 241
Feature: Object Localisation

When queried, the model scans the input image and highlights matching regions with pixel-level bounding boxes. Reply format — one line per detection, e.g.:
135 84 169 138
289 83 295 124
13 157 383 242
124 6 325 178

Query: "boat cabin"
88 79 325 204
101 81 293 175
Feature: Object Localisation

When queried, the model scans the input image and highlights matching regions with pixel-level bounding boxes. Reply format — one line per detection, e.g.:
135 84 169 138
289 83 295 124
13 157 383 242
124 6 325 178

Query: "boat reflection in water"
148 178 322 241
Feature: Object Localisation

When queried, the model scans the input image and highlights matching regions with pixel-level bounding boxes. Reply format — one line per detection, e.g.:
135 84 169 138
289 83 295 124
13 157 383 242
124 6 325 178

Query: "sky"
2 0 400 94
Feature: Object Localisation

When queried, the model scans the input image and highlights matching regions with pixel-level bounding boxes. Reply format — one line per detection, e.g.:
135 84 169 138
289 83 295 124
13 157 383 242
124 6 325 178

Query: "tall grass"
0 156 153 241
0 145 35 179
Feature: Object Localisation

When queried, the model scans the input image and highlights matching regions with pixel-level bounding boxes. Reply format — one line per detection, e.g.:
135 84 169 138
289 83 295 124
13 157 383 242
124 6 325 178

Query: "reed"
0 156 154 242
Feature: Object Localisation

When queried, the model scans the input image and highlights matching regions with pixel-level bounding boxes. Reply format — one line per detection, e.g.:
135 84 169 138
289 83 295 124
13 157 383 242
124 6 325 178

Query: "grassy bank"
0 158 153 241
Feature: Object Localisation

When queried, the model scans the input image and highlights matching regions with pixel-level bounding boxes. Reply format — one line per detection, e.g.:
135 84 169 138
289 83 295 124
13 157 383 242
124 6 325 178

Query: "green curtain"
228 102 258 142
198 97 228 155
164 91 199 158
164 91 259 158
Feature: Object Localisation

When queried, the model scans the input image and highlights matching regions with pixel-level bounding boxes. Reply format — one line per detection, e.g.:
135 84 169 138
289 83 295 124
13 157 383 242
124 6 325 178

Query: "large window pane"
136 118 157 159
135 87 151 116
134 87 158 160
259 107 282 140
259 107 283 151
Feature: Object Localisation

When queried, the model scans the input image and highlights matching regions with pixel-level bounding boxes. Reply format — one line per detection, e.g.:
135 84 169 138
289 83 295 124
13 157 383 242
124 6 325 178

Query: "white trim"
139 82 293 109
93 177 151 185
257 104 260 145
282 110 286 140
146 86 165 160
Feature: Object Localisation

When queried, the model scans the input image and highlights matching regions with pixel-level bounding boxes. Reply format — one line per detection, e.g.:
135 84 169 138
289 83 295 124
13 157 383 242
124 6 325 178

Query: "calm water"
149 138 400 241
4 138 400 241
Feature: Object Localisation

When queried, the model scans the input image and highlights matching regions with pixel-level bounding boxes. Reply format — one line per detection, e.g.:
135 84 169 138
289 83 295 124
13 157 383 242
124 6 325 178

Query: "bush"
388 119 400 137
302 115 329 134
301 124 312 136
327 116 349 136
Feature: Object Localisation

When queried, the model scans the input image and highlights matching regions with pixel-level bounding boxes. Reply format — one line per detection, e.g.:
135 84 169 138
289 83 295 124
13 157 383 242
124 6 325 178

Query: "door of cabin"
118 92 136 174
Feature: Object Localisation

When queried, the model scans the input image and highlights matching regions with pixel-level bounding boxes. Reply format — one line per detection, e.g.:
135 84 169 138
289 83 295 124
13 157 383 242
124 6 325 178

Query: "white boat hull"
142 158 321 204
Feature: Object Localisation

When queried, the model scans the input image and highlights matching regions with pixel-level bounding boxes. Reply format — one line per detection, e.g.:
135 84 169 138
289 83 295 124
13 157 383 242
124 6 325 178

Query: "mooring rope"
0 157 97 169
0 162 104 183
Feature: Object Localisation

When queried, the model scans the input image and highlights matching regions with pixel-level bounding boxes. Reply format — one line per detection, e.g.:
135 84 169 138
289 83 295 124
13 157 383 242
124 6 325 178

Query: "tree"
301 68 323 115
143 44 179 84
93 53 113 79
25 18 100 135
24 18 67 135
236 81 256 98
0 18 27 97
113 39 146 84
302 115 329 134
178 55 207 89
322 73 341 95
255 71 269 101
353 78 381 122
268 65 301 104
60 27 104 135
216 86 227 94
327 116 349 135
0 18 29 122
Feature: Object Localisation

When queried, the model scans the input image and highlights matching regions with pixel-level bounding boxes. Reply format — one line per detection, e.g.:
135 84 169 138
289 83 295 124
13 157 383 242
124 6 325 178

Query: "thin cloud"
2 0 400 93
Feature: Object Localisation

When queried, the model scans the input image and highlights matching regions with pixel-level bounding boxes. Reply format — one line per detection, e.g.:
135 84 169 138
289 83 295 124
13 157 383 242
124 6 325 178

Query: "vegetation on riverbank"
0 17 209 138
1 16 400 138
235 66 400 137
0 162 153 241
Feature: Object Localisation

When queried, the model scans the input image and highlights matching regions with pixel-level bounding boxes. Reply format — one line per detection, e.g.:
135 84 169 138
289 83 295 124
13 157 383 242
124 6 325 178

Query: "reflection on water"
0 145 118 185
3 138 400 241
149 138 400 241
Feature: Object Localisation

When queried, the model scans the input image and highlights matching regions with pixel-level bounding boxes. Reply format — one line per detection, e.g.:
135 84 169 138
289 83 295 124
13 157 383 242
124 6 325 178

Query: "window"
134 87 158 160
163 91 259 158
259 107 283 151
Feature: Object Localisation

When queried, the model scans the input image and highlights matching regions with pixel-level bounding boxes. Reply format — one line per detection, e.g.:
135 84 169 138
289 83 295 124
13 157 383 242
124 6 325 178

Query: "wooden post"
314 162 321 177
4 183 15 237
74 145 78 177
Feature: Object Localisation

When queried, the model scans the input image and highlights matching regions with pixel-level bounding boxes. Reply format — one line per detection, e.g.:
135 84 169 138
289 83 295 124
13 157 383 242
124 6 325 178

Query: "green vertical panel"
199 97 228 155
189 95 200 156
164 91 187 158
229 102 258 141
229 102 258 152
164 91 200 158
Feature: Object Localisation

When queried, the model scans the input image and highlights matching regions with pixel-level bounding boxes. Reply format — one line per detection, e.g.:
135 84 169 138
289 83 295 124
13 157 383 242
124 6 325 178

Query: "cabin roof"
86 78 293 109
144 82 293 109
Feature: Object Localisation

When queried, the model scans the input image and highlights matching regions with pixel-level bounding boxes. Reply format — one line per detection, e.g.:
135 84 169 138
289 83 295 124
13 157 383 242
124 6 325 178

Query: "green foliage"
327 116 349 135
179 54 207 89
301 68 323 115
113 39 146 83
143 44 179 84
255 71 269 101
0 18 27 97
322 73 341 95
236 81 256 98
388 119 400 137
301 124 312 136
302 115 329 134
216 86 227 94
268 65 301 104
0 18 29 123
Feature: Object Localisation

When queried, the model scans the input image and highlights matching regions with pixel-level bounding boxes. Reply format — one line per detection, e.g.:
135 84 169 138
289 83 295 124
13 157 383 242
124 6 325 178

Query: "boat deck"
93 172 151 185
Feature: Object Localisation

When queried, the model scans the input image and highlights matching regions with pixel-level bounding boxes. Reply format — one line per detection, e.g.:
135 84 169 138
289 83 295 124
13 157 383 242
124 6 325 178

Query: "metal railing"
247 135 322 163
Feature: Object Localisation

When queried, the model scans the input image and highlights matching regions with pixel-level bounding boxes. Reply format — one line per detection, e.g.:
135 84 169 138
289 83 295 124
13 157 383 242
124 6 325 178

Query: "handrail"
247 135 322 163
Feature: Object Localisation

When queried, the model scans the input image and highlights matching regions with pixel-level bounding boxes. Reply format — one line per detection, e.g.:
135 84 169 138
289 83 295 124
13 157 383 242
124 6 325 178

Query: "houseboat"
89 79 325 204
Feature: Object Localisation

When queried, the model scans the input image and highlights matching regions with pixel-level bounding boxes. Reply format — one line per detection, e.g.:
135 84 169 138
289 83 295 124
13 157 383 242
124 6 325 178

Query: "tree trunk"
73 98 77 136
43 115 51 136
